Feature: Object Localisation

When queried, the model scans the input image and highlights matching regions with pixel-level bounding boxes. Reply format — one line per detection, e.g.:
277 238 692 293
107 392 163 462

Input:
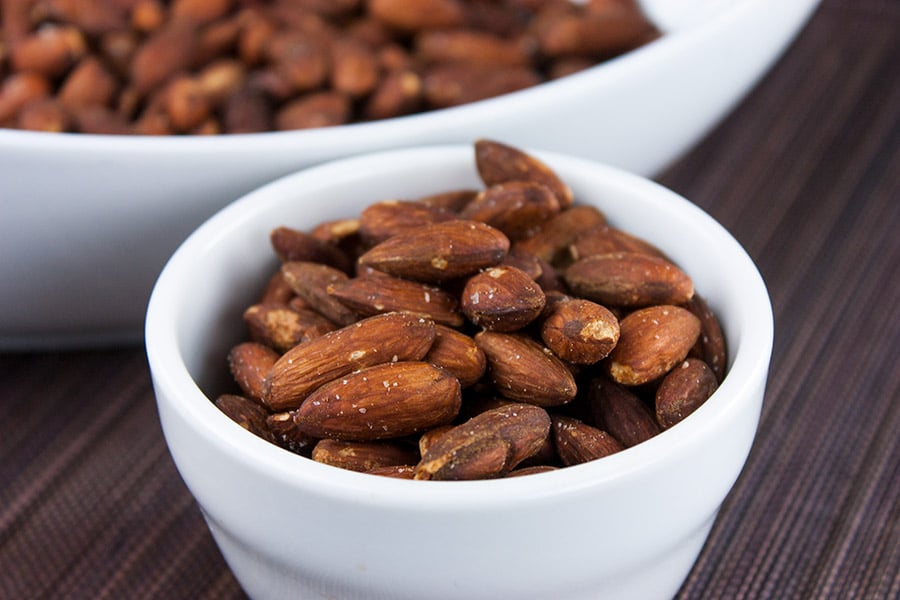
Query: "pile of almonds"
0 0 659 134
216 139 727 480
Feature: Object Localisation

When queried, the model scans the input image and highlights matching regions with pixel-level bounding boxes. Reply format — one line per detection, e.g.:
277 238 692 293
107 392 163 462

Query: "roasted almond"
280 261 359 326
358 220 510 282
414 403 551 480
270 225 353 273
265 411 318 457
291 361 461 441
243 302 337 352
607 305 701 386
513 204 607 265
328 274 464 327
228 341 280 401
685 293 728 383
655 358 718 429
540 297 619 364
311 439 420 472
564 251 694 307
215 394 275 443
459 181 561 240
358 199 457 246
461 265 546 332
263 312 436 411
588 376 660 447
568 223 668 262
552 415 624 466
424 325 486 388
474 139 573 209
475 331 577 407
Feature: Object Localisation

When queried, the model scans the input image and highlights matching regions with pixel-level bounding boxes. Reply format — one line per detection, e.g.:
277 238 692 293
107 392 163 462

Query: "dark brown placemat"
2 1 899 598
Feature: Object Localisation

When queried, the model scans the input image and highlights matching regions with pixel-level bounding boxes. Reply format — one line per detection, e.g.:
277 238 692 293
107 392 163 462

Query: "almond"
568 223 668 262
588 376 660 447
552 415 623 466
280 261 359 326
263 312 436 411
514 204 607 265
358 220 510 282
215 394 275 443
424 325 486 388
422 63 541 109
414 403 551 480
367 464 417 479
291 361 461 441
270 225 353 273
461 266 546 332
475 331 577 407
243 302 337 352
474 139 574 209
266 411 318 456
540 297 619 364
368 0 466 31
328 273 464 327
459 181 561 240
228 342 280 401
607 305 701 386
685 293 728 383
311 439 420 472
565 251 694 307
655 358 718 429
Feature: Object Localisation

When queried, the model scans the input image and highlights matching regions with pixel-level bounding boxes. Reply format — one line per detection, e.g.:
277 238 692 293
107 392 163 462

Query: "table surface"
2 1 898 598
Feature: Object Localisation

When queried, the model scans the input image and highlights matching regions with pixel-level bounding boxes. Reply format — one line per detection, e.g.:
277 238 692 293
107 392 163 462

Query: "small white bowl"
146 144 774 600
0 0 817 349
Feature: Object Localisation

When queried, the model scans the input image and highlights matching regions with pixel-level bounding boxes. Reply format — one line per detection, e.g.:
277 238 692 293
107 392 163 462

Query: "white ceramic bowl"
0 0 816 349
146 144 774 600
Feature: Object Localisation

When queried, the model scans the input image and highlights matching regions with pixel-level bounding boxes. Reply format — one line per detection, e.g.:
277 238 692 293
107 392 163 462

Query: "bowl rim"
0 0 758 155
145 144 774 510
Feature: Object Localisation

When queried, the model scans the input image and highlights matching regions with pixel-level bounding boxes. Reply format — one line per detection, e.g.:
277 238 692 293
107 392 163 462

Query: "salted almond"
280 262 358 326
588 377 660 447
514 204 606 265
243 302 336 353
655 358 718 429
311 439 420 472
358 199 457 246
474 139 573 209
328 274 464 327
552 415 623 466
292 361 461 441
263 312 436 411
565 251 694 307
368 0 465 31
459 181 561 240
415 403 551 480
215 394 275 443
568 223 668 261
424 325 486 388
461 266 546 332
607 305 701 386
270 225 352 272
474 331 577 407
228 342 280 401
266 412 318 457
358 220 509 282
685 293 728 383
540 298 619 364
422 63 541 109
367 465 417 479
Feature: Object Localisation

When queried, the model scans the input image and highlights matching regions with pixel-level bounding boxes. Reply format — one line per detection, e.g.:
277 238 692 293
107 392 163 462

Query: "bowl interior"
146 144 773 504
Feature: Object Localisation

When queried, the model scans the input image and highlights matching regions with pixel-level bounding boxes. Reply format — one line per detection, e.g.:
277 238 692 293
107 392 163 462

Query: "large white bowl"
1 0 816 349
145 144 774 600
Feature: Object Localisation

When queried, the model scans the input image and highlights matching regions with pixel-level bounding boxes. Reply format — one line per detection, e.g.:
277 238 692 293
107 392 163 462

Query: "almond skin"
357 199 456 246
228 342 280 401
459 180 561 240
552 415 624 466
358 220 510 282
540 298 619 364
475 331 577 407
655 358 719 429
263 312 436 411
243 302 336 352
280 261 359 326
215 394 275 443
461 265 546 332
588 377 660 447
514 204 606 265
685 293 728 383
568 223 668 262
607 305 701 386
291 361 461 441
311 439 420 472
424 325 486 388
415 403 551 480
564 251 694 307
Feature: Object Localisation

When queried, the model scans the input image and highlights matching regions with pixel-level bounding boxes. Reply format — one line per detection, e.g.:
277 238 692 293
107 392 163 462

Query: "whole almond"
328 274 464 327
461 266 546 332
568 223 668 262
475 331 577 407
424 325 486 388
474 139 574 209
130 22 198 94
263 312 436 411
368 0 465 31
552 415 624 466
358 199 457 246
540 298 619 364
291 361 461 441
607 305 701 386
266 411 318 457
243 302 337 352
655 358 718 429
588 376 660 447
422 63 541 109
311 439 420 472
271 225 352 273
414 189 480 213
280 261 359 326
514 204 607 265
685 293 728 383
415 403 551 480
215 394 275 443
367 465 417 479
459 181 561 240
564 251 694 307
358 220 510 282
275 91 352 130
228 342 280 401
